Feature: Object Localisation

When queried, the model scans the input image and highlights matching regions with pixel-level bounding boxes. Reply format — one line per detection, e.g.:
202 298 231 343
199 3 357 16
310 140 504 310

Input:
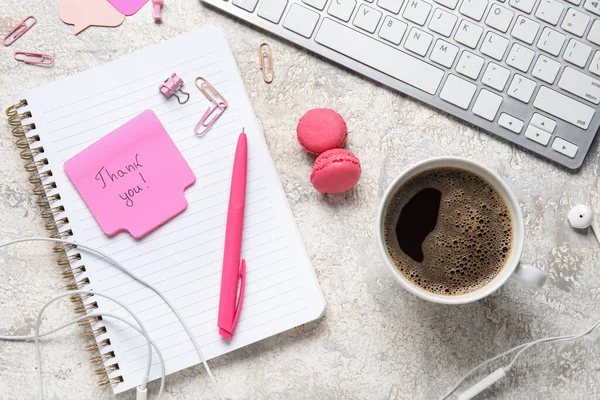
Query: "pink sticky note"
64 110 195 238
107 0 149 16
59 0 125 35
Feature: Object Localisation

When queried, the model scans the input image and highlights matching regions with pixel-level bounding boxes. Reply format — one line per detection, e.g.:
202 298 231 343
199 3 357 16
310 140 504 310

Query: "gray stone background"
1 0 600 399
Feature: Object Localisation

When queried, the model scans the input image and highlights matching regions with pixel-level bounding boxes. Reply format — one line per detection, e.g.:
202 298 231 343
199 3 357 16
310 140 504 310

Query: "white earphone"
568 204 600 244
439 204 600 400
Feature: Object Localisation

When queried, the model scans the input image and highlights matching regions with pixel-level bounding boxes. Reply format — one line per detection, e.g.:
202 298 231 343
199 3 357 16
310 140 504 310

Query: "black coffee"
383 167 512 296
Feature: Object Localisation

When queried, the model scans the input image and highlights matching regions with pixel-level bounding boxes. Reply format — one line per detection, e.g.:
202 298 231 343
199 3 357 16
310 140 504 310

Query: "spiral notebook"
5 27 325 394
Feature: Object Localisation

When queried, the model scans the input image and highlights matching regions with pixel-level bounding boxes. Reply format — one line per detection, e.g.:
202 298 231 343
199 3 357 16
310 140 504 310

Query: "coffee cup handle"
510 263 547 289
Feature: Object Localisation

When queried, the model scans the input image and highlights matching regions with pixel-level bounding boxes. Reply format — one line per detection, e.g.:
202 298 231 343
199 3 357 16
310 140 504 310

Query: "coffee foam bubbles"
383 168 512 296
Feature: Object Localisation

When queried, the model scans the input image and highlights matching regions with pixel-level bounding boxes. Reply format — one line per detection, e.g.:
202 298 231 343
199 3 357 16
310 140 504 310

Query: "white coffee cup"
376 157 547 305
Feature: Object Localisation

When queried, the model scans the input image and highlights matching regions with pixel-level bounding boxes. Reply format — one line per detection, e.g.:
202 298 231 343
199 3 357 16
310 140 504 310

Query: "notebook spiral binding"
5 101 123 388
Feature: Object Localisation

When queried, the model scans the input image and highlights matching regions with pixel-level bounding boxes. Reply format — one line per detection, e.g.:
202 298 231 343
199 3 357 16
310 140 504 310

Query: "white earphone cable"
0 237 224 399
440 317 600 400
0 288 165 399
3 311 166 399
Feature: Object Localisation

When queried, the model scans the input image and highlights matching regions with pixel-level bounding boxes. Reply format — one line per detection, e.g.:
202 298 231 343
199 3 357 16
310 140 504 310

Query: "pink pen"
217 130 247 340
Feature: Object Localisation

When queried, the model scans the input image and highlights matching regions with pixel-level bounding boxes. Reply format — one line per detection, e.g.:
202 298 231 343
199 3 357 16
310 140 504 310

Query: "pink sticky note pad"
64 110 195 238
107 0 149 16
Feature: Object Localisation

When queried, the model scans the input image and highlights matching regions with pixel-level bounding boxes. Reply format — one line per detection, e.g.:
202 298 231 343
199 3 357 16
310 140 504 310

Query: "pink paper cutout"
107 0 150 16
64 110 196 239
59 0 125 35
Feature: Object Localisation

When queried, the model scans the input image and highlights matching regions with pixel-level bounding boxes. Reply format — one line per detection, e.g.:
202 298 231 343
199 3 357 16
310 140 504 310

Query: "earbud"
568 204 600 245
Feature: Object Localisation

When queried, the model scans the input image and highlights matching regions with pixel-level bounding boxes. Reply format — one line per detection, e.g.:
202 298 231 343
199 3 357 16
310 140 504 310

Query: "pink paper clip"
14 51 54 66
3 16 36 46
194 76 228 137
159 73 190 104
195 104 227 137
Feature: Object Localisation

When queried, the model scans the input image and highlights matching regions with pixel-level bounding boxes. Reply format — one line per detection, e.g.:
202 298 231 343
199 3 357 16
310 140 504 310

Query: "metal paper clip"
259 42 274 84
13 51 54 66
3 16 36 46
159 72 190 104
194 76 228 137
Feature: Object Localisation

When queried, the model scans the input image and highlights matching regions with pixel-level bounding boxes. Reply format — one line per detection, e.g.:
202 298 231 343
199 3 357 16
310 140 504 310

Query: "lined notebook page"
16 27 325 394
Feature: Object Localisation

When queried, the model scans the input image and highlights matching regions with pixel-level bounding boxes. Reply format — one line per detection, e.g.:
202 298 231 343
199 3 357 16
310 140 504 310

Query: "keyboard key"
485 4 514 32
472 89 503 120
435 0 460 8
459 0 488 21
429 8 458 37
315 18 445 94
498 113 524 133
565 0 581 5
507 74 536 103
584 0 600 15
511 15 539 44
533 86 595 129
258 0 288 23
552 137 578 158
532 55 561 83
530 113 556 132
440 74 477 108
403 0 432 25
283 4 320 37
233 0 259 12
509 0 536 13
506 43 535 72
561 8 590 37
525 125 551 145
535 0 564 25
379 16 408 44
563 39 592 68
537 27 565 56
558 67 600 104
354 5 382 32
588 20 600 45
430 39 459 67
480 32 509 60
303 0 327 10
328 0 357 21
482 62 510 90
378 0 405 13
456 50 484 78
455 20 483 48
404 27 434 56
590 52 600 76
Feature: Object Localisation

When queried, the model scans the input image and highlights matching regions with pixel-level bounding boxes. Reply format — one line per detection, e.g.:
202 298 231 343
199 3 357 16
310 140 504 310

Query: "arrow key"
530 113 557 133
499 113 524 133
525 125 551 145
552 137 578 158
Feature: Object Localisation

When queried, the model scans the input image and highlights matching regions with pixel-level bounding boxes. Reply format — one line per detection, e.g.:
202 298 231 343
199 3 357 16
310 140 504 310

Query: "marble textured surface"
1 1 600 399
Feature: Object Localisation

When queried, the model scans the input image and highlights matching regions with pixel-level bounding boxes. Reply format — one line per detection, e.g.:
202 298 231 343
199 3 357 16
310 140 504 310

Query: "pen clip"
230 259 246 333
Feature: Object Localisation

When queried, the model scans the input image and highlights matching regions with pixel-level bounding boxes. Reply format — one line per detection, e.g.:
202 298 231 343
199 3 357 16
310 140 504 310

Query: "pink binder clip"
152 0 164 22
3 16 36 46
159 73 190 104
13 51 54 66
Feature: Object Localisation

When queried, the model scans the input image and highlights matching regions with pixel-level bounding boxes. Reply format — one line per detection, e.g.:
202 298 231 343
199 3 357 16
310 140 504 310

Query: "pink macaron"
310 149 361 194
297 108 347 155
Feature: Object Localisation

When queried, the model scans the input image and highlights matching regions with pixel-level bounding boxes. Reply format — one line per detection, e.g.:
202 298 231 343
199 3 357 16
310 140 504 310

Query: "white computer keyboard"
202 0 600 169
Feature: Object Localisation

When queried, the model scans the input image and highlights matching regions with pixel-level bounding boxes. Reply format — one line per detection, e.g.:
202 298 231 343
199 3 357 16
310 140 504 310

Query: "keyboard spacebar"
315 18 444 95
